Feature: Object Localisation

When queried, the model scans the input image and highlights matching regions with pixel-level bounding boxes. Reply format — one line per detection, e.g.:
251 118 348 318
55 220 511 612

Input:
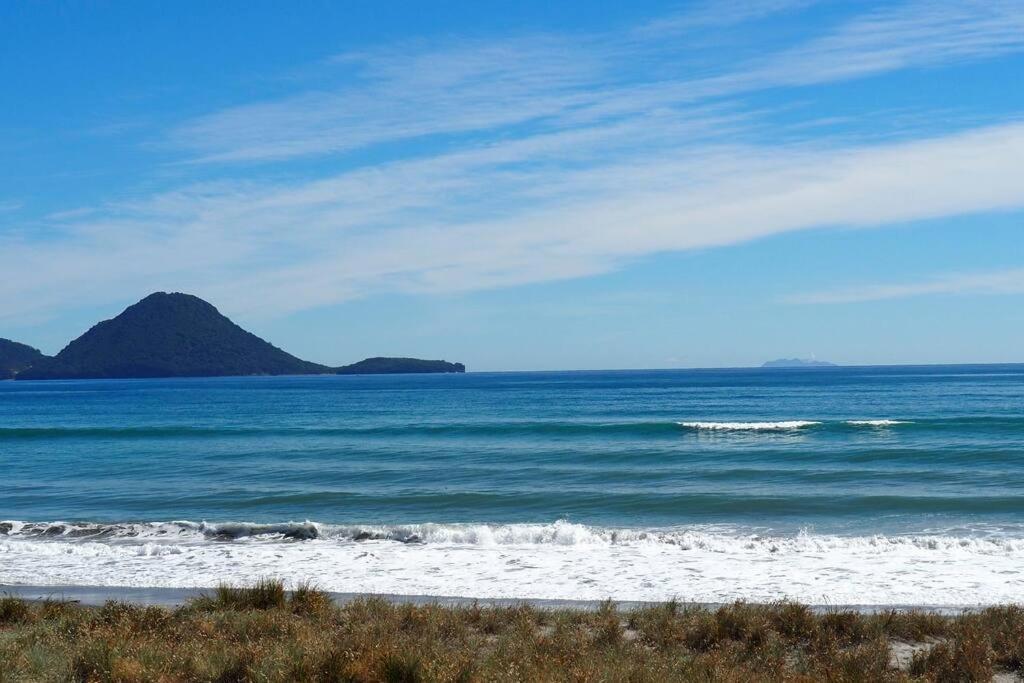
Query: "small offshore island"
1 292 465 380
762 358 837 368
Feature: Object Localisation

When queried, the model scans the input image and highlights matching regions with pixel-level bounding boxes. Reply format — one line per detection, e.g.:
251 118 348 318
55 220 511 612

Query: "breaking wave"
678 421 821 431
677 419 916 432
6 520 1024 603
4 519 1024 554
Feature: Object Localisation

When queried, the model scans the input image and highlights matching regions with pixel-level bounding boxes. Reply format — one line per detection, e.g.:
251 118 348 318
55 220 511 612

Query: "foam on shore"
3 520 1023 605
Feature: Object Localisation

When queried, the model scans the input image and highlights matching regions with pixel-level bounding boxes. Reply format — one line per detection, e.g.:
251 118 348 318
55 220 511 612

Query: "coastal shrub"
225 609 304 642
713 601 772 649
210 648 255 683
200 577 288 611
813 636 893 682
309 647 358 683
870 609 950 642
109 655 147 681
343 596 398 630
770 600 817 642
290 581 334 617
4 590 1024 682
472 604 508 636
381 652 424 682
70 639 119 681
38 597 81 622
629 601 685 648
590 599 623 647
683 609 720 651
909 621 994 681
731 630 789 678
817 608 871 645
18 642 73 682
97 601 172 634
974 605 1024 671
0 596 30 625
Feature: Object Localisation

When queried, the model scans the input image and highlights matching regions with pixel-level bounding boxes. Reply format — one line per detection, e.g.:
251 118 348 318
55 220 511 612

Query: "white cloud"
787 268 1024 304
751 0 1024 85
167 37 605 164
164 1 1024 165
636 0 819 35
5 120 1024 322
4 0 1024 324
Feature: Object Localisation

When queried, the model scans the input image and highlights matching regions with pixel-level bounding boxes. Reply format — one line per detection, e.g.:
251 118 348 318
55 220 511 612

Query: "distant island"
8 292 465 380
337 357 465 374
762 358 837 368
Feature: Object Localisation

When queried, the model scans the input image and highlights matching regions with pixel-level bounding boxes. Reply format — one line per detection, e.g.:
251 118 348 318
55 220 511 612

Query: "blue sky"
3 0 1024 370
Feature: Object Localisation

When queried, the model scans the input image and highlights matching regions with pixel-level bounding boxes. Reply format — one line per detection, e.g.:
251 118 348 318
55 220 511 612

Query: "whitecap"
677 420 821 431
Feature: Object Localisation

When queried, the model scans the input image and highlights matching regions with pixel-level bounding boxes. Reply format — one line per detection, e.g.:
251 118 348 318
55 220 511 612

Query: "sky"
2 0 1023 371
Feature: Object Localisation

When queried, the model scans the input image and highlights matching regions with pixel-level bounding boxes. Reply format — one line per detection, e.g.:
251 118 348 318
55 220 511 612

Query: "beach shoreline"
0 583 993 615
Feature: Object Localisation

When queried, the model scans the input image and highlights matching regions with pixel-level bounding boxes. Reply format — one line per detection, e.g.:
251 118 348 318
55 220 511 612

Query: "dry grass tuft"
290 580 335 618
194 577 289 611
0 587 1021 681
0 595 31 625
910 619 994 681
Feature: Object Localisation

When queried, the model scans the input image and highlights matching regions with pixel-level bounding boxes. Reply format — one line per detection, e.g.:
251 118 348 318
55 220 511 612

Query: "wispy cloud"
6 119 1024 322
167 37 605 164
636 0 819 35
786 268 1024 304
751 0 1024 85
4 0 1024 324
164 0 1024 165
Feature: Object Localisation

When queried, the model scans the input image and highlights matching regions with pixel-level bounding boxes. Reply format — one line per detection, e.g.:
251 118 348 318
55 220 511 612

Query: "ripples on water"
2 365 1024 603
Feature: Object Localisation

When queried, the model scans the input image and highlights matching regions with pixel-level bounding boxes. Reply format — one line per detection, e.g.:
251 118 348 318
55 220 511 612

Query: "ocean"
2 365 1024 606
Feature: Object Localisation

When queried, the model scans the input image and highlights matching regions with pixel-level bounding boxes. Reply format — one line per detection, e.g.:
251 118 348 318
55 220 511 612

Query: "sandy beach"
0 583 987 615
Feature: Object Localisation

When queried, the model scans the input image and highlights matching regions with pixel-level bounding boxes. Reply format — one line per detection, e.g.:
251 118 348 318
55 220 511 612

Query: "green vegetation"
1 582 1022 681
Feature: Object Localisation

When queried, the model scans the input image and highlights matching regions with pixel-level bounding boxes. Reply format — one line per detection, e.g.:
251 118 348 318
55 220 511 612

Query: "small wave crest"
0 520 320 542
677 420 821 431
677 419 913 432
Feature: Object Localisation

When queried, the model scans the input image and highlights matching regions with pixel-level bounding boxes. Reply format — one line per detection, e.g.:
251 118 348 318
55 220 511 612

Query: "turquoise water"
2 365 1024 603
4 366 1024 531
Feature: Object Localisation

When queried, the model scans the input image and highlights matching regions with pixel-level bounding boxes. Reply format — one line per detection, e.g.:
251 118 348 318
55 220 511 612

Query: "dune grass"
0 582 1021 681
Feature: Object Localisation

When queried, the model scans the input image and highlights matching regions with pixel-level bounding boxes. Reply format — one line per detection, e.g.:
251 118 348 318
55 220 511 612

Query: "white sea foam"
846 420 912 427
3 520 1024 605
678 420 821 431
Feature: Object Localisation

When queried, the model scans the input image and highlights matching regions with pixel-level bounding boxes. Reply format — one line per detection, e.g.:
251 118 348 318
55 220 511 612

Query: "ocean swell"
0 418 926 441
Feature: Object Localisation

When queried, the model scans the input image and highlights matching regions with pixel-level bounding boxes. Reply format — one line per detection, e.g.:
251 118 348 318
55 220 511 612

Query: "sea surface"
2 365 1024 605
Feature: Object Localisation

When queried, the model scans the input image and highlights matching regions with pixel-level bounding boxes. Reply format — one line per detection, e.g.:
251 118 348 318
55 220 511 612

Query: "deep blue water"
3 365 1024 535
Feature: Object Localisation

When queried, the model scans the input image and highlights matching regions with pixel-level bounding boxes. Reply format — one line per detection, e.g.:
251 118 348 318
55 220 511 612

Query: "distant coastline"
762 358 837 368
3 292 465 380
